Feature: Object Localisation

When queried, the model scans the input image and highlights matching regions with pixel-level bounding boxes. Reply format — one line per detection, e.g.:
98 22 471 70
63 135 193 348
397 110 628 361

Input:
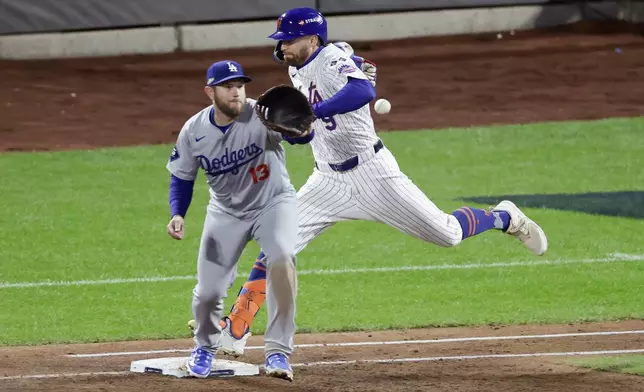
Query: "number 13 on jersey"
249 164 270 184
308 82 337 131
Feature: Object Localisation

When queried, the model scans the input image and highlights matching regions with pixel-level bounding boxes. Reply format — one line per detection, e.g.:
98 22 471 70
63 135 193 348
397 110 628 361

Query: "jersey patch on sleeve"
329 57 346 67
337 63 357 75
170 146 180 162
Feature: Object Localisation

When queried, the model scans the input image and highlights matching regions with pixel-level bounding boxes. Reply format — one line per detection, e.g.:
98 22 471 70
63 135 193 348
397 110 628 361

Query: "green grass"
569 355 644 376
1 117 643 345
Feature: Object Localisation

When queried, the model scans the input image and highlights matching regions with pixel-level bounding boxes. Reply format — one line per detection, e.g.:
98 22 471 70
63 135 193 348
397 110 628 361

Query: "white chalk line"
66 329 644 358
2 253 643 289
292 348 644 368
4 348 644 380
1 371 130 380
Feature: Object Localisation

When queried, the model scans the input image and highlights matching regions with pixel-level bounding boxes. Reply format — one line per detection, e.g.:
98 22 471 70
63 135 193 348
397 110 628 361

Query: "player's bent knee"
265 240 296 261
440 235 462 248
264 248 296 268
267 253 296 267
193 284 227 303
417 231 462 247
417 214 463 247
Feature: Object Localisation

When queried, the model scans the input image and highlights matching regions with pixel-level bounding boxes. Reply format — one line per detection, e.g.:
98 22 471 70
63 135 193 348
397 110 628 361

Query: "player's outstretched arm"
313 77 375 119
256 85 316 145
283 131 315 145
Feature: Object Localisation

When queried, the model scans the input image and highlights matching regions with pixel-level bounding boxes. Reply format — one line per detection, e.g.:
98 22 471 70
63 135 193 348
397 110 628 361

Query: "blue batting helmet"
268 8 327 44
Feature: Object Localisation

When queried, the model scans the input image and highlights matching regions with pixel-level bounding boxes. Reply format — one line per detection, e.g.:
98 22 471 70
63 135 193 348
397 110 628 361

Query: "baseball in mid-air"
374 98 391 114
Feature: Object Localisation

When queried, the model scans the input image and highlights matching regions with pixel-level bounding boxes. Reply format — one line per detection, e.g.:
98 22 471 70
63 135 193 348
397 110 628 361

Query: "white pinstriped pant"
294 146 463 255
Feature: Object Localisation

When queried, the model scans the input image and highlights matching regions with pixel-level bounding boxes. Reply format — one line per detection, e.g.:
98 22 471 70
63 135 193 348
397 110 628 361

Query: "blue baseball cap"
205 60 252 86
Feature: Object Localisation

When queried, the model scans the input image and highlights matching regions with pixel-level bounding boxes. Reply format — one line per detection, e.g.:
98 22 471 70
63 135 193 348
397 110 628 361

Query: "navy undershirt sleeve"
169 174 195 218
283 130 315 145
313 77 375 119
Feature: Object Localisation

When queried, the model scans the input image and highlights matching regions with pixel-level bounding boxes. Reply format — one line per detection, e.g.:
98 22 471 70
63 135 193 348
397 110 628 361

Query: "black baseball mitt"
255 85 316 138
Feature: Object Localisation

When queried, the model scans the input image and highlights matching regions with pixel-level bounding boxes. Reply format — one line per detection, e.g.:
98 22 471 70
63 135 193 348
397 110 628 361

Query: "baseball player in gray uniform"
166 60 309 381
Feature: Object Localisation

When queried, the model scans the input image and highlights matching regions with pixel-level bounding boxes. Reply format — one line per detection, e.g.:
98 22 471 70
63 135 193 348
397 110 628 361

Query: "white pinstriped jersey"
288 44 380 163
283 44 464 257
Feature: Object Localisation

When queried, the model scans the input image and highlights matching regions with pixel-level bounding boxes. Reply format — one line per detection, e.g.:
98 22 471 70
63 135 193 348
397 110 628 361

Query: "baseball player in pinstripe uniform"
167 60 314 381
204 7 548 357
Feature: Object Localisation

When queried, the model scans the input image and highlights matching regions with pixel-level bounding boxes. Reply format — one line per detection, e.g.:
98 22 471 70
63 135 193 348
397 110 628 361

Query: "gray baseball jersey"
169 99 299 357
167 98 295 218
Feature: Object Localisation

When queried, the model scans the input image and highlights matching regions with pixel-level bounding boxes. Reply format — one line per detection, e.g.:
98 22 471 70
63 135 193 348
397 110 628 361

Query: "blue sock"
451 207 510 240
234 251 266 303
246 251 266 282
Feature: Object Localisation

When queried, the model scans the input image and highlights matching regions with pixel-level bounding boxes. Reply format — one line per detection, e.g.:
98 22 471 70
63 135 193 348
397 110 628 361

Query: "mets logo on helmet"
277 17 282 29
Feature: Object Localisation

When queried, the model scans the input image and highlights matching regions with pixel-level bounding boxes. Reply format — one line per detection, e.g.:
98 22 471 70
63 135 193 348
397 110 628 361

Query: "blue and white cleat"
188 318 251 358
264 352 293 382
186 347 214 378
217 317 252 357
493 200 548 256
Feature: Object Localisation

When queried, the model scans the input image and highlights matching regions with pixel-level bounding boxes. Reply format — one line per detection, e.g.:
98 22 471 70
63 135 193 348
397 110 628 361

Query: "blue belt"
316 139 384 172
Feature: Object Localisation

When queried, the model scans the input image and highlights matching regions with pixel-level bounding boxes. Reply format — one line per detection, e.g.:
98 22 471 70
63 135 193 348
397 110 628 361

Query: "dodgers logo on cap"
206 60 252 86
